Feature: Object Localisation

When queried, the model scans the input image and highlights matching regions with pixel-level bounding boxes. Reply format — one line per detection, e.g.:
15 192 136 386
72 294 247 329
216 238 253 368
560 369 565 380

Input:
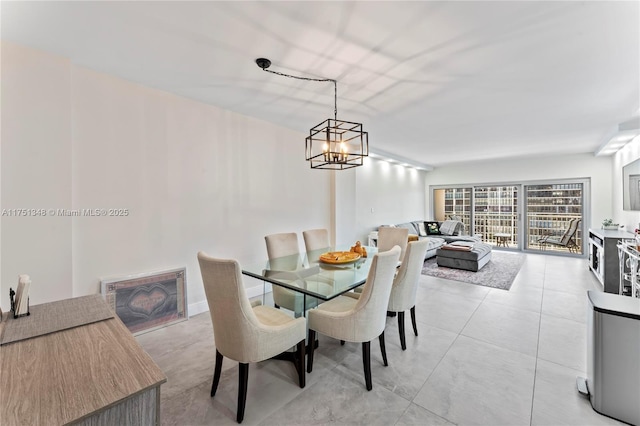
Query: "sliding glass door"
442 188 472 232
524 183 584 254
473 186 519 248
435 185 520 248
432 180 586 256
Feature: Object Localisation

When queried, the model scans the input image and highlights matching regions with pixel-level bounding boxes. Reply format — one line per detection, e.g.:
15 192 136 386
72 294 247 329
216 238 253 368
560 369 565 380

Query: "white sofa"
370 220 481 260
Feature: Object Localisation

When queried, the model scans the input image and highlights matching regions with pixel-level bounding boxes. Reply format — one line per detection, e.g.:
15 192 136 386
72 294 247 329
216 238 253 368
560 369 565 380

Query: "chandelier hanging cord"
255 57 367 170
256 59 337 121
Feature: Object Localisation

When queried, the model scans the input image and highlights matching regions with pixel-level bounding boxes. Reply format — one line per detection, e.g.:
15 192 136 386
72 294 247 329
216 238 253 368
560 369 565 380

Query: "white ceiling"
2 1 639 167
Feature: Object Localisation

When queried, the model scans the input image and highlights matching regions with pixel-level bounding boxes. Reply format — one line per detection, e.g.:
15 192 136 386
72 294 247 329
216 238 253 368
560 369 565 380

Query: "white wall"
1 43 73 307
1 42 331 312
423 153 613 230
332 169 357 246
354 157 427 242
613 136 640 231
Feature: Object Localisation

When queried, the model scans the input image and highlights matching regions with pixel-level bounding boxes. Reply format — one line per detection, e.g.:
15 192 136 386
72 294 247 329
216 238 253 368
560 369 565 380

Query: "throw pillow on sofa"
416 222 427 237
439 220 463 236
425 221 441 235
396 222 419 235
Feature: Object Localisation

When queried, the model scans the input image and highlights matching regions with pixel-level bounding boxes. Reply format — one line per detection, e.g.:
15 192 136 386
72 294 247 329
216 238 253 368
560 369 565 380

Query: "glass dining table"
242 246 378 316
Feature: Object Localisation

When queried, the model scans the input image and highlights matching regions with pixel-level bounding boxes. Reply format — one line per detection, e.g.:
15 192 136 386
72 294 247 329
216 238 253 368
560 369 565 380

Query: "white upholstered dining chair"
387 239 429 350
265 232 318 316
377 227 409 263
302 228 330 253
197 252 307 423
350 226 407 297
306 246 401 391
344 239 429 350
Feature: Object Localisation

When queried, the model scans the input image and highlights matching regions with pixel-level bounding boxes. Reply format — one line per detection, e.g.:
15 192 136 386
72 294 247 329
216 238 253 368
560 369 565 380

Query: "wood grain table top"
0 294 114 345
0 315 166 425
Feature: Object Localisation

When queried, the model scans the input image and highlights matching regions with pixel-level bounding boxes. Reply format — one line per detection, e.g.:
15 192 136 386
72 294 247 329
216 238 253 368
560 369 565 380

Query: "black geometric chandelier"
256 58 368 170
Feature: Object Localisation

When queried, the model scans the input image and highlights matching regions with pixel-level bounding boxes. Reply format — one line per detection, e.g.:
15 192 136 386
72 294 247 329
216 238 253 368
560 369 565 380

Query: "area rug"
421 251 525 291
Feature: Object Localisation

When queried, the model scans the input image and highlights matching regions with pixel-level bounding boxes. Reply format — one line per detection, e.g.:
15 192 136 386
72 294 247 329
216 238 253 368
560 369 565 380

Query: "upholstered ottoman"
436 242 492 272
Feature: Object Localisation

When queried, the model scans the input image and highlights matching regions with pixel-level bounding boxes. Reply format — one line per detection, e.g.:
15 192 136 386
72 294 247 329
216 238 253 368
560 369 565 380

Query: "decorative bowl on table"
319 251 361 264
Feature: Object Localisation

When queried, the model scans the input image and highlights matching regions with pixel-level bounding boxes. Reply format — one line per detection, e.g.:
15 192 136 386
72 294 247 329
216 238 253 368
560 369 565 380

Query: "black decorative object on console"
9 287 30 318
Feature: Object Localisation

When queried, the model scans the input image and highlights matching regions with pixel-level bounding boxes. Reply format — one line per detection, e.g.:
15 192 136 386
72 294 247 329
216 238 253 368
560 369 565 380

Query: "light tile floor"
137 252 625 425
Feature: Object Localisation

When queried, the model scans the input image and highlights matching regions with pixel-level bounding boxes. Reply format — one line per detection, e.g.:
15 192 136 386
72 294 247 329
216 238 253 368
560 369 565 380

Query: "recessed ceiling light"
367 148 433 171
595 118 640 156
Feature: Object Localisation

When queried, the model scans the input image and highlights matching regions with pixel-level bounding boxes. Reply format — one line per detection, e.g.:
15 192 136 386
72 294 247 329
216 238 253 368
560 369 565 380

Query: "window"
432 180 585 255
473 186 519 247
525 183 583 253
442 187 471 231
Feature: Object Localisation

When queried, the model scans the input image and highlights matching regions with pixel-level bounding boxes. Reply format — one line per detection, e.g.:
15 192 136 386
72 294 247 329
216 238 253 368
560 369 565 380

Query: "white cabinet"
588 228 635 293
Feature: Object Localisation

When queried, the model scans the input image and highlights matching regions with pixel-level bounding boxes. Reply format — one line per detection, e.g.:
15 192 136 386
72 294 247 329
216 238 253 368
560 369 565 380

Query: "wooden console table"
0 297 166 425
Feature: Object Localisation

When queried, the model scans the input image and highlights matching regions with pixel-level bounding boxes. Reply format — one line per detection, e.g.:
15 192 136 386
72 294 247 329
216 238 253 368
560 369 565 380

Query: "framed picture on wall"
101 267 187 335
623 158 640 211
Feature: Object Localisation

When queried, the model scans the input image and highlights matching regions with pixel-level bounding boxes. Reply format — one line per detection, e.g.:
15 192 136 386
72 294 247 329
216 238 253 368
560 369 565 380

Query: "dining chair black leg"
307 329 316 373
237 363 249 423
378 331 388 366
410 306 418 336
340 340 345 346
398 311 406 350
211 350 224 397
296 339 306 388
362 341 372 391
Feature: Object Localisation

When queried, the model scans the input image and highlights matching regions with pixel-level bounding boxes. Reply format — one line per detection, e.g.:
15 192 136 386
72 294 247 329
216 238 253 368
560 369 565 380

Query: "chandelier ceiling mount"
256 57 368 170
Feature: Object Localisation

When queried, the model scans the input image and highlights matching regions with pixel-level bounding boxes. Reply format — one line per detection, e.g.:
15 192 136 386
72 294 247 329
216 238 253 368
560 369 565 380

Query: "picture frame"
623 157 640 211
101 267 187 335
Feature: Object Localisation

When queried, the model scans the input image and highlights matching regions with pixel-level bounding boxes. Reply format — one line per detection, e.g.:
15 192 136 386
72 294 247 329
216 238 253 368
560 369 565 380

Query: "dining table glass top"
242 246 378 301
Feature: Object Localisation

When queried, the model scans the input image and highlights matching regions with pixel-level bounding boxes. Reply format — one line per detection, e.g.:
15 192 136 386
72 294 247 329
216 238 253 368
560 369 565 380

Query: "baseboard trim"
188 283 272 317
188 300 209 317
